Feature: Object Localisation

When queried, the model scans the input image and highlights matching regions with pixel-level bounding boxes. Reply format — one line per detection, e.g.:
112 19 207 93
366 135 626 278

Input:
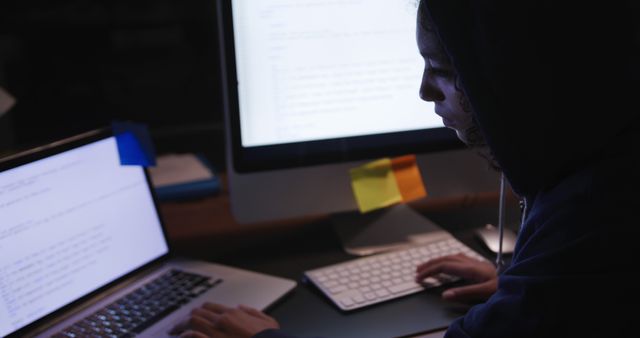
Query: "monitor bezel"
0 128 173 338
217 0 463 174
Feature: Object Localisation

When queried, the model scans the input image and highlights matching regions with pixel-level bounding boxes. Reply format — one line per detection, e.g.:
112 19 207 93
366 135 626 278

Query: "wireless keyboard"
304 233 486 311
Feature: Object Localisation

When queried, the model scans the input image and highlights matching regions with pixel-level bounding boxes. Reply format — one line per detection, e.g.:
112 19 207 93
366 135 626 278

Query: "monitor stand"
331 204 451 256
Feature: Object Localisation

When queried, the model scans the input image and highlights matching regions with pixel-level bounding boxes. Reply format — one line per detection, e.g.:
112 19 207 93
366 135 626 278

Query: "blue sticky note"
112 121 156 167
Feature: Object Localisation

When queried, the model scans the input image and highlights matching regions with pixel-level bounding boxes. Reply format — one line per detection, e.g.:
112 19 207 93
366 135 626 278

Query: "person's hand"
170 303 280 338
415 253 497 303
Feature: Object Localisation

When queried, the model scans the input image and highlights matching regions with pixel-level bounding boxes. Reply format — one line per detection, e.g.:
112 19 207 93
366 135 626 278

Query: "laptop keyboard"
53 269 221 338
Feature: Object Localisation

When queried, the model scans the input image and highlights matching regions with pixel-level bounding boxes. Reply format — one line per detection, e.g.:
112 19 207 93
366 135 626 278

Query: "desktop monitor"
217 0 499 225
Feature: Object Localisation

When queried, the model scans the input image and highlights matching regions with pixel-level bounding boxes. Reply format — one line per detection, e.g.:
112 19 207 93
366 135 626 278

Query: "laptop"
0 129 296 338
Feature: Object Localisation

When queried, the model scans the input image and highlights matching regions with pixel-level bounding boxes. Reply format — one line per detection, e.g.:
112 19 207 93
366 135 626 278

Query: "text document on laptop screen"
232 0 441 147
0 137 169 337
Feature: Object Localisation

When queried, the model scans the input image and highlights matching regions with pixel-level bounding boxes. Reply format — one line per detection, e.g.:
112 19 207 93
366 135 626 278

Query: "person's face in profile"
416 19 476 145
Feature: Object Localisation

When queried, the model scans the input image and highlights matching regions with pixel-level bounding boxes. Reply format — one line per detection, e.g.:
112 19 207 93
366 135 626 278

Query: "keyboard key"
329 285 347 294
389 282 421 294
375 289 390 298
340 298 355 307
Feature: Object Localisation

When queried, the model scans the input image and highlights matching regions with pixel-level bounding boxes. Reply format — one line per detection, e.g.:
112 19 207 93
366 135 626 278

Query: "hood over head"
420 0 640 197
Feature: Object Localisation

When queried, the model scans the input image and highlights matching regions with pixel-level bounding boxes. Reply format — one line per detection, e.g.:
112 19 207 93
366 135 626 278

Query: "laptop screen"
0 136 169 337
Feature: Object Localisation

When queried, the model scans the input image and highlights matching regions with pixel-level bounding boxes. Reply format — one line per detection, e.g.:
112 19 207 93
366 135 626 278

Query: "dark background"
1 1 640 171
0 0 225 167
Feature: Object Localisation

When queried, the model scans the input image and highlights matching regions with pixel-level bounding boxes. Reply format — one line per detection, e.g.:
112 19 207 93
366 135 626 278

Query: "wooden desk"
158 182 515 258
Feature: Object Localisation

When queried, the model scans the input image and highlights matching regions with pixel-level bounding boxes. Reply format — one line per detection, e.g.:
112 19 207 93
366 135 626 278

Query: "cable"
496 173 507 273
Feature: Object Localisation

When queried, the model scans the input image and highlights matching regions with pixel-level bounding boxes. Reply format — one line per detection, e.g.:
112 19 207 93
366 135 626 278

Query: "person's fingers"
170 316 213 336
191 307 221 323
442 279 498 303
179 330 211 338
415 254 472 273
170 318 189 335
415 261 471 282
416 256 495 282
170 303 280 338
452 253 483 263
238 305 270 320
202 302 232 314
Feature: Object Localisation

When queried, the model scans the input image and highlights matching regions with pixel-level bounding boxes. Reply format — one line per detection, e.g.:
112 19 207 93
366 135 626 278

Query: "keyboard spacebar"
388 282 422 294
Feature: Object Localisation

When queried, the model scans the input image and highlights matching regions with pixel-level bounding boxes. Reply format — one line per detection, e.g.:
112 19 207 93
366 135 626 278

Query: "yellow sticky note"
350 158 403 213
391 155 427 202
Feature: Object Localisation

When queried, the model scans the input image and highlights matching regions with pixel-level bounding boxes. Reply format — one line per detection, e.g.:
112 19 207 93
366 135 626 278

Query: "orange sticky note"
391 155 427 202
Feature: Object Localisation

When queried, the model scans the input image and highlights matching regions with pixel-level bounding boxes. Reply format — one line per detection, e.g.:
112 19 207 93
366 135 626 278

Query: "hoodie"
424 0 640 336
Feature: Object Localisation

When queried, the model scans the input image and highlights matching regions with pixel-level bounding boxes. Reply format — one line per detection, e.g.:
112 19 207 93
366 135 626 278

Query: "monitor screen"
218 0 495 224
221 0 460 174
0 136 169 337
232 0 441 148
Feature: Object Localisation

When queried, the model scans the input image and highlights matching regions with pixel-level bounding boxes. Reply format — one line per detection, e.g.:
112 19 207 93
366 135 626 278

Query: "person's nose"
419 70 445 102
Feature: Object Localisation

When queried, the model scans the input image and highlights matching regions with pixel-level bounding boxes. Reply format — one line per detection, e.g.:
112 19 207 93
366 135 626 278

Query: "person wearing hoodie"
172 0 640 337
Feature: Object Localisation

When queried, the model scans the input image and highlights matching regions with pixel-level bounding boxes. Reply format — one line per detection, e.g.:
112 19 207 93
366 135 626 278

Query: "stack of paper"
148 153 220 201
